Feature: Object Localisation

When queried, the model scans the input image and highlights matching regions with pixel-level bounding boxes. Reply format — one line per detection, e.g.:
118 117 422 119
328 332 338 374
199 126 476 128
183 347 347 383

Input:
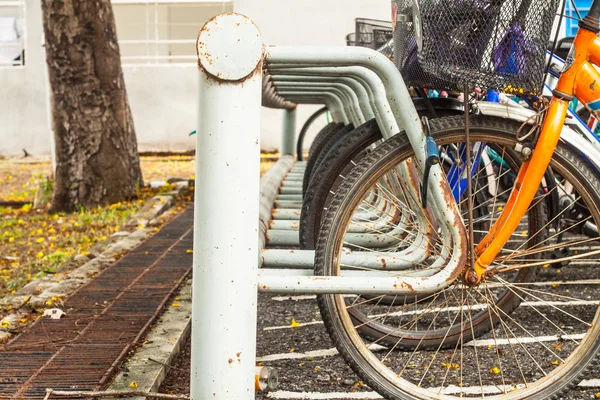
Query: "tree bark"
42 0 143 212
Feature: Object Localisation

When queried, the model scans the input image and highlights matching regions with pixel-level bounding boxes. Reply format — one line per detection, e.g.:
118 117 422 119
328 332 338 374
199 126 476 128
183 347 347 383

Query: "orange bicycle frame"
471 16 600 281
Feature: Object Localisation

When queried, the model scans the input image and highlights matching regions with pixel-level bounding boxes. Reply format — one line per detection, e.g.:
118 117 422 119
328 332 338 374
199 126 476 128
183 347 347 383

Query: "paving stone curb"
0 182 189 339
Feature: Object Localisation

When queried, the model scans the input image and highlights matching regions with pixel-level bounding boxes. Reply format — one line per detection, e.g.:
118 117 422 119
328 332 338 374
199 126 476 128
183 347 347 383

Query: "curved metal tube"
277 85 362 126
279 92 349 124
266 46 467 293
272 76 375 120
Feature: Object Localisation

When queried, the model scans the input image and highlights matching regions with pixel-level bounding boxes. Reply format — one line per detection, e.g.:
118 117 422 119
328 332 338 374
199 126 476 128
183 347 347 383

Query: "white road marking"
271 295 317 302
569 261 600 266
270 294 357 302
267 380 600 399
264 298 599 331
267 391 382 399
466 333 585 347
257 348 339 362
258 332 587 362
580 379 600 387
264 321 324 331
369 299 599 319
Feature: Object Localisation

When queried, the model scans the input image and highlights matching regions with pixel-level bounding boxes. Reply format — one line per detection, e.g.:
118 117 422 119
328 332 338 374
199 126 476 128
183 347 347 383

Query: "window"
112 0 233 66
0 0 25 67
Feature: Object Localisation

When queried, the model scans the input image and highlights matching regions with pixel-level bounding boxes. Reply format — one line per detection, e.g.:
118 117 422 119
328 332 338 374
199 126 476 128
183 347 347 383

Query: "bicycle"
312 0 600 398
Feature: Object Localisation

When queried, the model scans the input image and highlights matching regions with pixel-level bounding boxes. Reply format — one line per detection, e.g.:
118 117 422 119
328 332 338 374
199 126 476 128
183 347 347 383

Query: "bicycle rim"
316 116 600 399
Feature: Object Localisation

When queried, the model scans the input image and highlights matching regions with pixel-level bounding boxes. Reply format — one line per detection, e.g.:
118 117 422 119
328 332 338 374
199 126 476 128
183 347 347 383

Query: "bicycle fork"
469 25 600 283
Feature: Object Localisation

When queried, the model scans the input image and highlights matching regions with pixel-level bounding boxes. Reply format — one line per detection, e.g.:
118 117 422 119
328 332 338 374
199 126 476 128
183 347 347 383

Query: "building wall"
0 0 392 156
0 0 50 156
0 1 566 157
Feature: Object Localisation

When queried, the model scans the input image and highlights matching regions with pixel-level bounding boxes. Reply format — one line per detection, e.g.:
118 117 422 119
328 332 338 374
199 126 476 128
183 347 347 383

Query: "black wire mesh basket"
393 0 560 95
346 18 394 58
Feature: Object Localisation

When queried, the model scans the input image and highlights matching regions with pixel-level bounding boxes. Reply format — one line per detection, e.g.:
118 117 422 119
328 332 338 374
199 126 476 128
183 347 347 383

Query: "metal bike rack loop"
192 12 469 399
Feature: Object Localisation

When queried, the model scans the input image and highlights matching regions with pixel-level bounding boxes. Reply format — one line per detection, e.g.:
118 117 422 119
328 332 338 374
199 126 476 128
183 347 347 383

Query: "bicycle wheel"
300 118 381 250
316 115 542 345
301 109 463 250
316 115 600 399
305 122 343 163
296 106 328 161
302 123 355 196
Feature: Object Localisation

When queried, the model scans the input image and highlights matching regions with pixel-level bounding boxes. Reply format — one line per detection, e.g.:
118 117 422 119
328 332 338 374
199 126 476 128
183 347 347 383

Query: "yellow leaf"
595 392 600 399
171 303 180 307
45 300 53 306
1 320 9 329
489 367 500 375
290 318 300 328
441 362 459 370
36 238 44 243
36 252 44 259
551 360 559 366
289 348 295 353
186 249 193 253
129 381 138 389
8 237 14 243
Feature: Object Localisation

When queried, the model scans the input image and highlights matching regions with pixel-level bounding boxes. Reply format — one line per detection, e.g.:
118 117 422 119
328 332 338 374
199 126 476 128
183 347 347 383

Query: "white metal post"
191 13 264 400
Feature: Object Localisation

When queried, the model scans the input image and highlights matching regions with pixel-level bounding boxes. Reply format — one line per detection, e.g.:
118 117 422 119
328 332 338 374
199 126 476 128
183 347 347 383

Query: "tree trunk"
42 0 143 212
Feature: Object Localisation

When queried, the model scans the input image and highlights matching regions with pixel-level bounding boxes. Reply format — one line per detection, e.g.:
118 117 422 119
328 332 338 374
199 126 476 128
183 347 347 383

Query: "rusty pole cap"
196 13 265 81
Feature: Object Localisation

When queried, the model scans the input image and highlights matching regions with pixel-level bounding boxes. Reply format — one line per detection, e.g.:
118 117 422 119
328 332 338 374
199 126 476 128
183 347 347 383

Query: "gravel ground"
158 161 600 399
160 287 600 399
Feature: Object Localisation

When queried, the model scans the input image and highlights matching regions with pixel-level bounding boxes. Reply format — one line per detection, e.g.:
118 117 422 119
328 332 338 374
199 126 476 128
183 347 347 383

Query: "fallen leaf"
441 362 459 370
43 308 66 319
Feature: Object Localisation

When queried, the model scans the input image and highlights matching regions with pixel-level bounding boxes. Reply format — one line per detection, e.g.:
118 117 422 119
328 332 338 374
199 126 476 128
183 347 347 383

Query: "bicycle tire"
314 116 542 347
296 106 328 161
315 115 600 399
301 108 463 250
302 123 355 196
306 122 343 163
300 118 381 250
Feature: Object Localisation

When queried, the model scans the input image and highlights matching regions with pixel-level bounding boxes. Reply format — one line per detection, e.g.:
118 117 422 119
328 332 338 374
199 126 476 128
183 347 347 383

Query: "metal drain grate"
0 207 194 399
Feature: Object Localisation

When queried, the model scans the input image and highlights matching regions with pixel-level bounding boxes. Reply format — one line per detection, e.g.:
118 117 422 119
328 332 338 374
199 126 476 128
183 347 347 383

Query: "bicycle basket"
394 0 560 95
347 18 394 58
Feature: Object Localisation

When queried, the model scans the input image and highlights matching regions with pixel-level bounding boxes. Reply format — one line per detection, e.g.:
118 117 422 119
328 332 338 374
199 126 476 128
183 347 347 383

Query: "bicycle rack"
191 12 467 399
